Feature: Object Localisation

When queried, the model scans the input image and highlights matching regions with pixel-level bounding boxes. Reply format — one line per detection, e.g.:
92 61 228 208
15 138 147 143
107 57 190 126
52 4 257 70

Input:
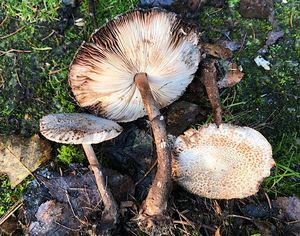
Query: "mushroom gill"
69 8 200 122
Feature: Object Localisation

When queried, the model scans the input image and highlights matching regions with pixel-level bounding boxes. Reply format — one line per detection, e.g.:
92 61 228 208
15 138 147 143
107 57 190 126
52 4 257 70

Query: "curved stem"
134 73 172 217
201 60 222 126
82 143 118 227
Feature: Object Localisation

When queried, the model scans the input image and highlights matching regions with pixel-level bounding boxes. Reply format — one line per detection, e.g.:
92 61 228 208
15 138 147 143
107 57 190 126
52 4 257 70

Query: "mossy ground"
198 1 300 197
0 0 299 234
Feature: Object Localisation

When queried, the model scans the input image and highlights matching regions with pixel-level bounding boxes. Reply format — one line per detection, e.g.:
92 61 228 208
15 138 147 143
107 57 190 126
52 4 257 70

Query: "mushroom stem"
134 73 172 217
82 143 119 226
88 0 97 28
201 60 222 126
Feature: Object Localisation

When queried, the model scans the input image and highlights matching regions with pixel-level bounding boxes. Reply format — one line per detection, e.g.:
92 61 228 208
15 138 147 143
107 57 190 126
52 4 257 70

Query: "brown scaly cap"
172 123 275 199
40 113 123 145
69 8 200 122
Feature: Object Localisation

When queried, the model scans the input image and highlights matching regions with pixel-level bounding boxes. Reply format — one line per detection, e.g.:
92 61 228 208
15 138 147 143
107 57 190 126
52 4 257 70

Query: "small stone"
166 101 201 136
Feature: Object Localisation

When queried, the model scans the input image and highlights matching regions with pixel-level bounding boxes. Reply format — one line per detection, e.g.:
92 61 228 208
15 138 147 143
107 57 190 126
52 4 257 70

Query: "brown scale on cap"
172 123 275 199
40 113 122 144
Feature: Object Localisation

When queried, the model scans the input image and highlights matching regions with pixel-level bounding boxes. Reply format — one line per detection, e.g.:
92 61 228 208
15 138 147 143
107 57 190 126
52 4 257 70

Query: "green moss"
0 175 30 217
56 144 85 164
198 2 300 195
228 0 240 8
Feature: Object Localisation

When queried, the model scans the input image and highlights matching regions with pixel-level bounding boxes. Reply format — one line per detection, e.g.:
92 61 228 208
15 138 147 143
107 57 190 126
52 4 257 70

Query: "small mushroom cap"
40 113 123 144
172 123 275 199
69 8 200 122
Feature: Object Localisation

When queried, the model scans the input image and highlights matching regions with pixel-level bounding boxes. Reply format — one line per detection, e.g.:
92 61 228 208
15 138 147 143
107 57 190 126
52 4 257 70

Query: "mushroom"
39 113 123 229
69 8 201 226
172 123 275 199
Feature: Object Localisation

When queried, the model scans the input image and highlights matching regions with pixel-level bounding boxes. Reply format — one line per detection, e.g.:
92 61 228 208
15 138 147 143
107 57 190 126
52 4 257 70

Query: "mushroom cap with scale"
172 123 275 199
40 113 123 144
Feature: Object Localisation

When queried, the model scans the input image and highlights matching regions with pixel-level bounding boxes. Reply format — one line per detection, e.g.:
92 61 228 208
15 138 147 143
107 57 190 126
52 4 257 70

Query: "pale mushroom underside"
69 9 200 122
40 113 123 144
173 124 275 199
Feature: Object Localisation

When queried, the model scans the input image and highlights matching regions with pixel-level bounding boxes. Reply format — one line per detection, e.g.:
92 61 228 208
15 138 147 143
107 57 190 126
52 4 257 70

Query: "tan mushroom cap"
172 123 275 199
69 8 200 122
40 113 123 145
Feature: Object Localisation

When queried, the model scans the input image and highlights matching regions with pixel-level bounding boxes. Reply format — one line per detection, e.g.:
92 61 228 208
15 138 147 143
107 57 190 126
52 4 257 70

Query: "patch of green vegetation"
228 0 240 8
0 175 30 217
80 0 137 36
264 133 300 196
1 0 61 23
0 17 79 136
56 144 85 164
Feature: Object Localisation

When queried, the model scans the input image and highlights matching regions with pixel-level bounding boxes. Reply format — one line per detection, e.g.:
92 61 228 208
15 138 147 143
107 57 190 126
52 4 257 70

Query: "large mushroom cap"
69 8 200 122
172 123 275 199
40 113 123 144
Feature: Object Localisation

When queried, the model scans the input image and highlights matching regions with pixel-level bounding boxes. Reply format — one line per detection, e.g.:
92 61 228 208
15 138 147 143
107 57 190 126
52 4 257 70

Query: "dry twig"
0 15 8 27
0 200 23 226
135 160 157 186
0 26 25 40
0 49 31 57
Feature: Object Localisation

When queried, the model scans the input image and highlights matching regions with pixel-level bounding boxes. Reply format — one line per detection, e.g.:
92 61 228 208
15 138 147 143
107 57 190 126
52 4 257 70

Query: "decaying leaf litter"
0 0 299 235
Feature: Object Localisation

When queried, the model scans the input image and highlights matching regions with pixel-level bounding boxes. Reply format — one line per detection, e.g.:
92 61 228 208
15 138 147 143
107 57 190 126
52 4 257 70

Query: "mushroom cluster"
39 7 275 235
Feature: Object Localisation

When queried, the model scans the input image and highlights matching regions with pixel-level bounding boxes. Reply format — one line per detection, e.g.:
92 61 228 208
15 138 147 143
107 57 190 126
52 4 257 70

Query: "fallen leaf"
0 135 51 187
273 197 300 236
202 43 233 59
238 0 274 19
241 202 274 219
217 63 244 88
104 124 155 200
0 215 19 235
